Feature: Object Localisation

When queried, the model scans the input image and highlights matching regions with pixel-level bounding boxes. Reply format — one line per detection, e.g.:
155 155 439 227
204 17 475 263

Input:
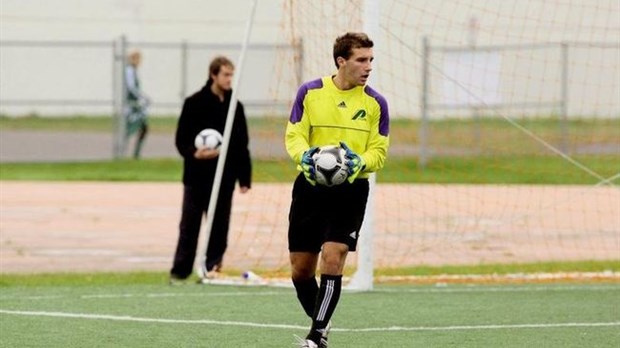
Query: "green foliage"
1 260 617 287
0 159 184 182
376 260 620 277
0 115 115 131
1 156 618 184
0 271 168 287
379 155 620 184
0 115 178 133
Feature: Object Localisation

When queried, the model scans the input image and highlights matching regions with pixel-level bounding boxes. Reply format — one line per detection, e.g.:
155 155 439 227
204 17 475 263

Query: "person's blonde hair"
127 50 142 66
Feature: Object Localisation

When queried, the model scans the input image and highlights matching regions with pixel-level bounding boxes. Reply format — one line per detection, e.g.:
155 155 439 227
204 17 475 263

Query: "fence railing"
0 37 301 116
418 37 620 167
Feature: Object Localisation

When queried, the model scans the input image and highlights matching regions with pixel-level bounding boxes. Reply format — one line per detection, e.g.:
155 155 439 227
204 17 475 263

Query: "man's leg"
170 186 204 279
306 242 348 345
291 252 319 317
133 121 148 159
204 191 233 274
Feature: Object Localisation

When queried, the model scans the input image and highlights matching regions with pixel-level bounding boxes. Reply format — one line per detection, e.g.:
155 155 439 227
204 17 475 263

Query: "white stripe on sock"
316 279 334 321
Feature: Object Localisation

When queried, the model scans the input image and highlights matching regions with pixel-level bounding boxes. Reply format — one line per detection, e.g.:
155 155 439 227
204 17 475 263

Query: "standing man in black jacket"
170 56 252 283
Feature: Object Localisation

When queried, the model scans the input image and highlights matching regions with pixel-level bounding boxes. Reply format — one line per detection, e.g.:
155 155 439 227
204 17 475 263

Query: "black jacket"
175 80 252 190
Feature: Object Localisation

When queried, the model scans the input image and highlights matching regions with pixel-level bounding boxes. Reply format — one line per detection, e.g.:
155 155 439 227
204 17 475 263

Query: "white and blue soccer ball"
194 128 223 150
313 145 349 187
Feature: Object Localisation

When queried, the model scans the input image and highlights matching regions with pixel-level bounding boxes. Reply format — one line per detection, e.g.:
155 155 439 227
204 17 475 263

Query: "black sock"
292 276 319 318
308 274 342 343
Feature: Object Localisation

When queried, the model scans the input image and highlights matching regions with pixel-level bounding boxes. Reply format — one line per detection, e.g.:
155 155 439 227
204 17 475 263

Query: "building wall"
1 0 618 118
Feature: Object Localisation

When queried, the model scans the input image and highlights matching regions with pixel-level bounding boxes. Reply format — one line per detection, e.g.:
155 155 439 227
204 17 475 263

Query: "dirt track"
1 181 618 274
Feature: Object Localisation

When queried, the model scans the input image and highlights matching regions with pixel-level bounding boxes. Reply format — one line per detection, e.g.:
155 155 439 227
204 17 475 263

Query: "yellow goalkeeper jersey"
285 76 390 178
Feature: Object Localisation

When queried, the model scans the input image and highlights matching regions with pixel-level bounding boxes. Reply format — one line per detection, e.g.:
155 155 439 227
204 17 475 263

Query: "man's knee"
320 242 349 275
290 252 318 280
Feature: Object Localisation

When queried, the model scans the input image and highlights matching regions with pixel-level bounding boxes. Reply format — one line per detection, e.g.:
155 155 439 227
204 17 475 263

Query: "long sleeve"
175 99 196 159
285 82 314 164
359 90 390 173
234 103 252 188
125 65 143 100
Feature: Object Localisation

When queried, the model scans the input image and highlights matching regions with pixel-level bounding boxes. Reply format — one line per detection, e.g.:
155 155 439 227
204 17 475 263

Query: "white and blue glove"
300 147 319 186
340 142 365 183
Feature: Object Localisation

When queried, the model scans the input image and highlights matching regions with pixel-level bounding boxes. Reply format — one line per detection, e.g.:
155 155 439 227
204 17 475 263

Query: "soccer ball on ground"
313 145 349 187
194 128 223 150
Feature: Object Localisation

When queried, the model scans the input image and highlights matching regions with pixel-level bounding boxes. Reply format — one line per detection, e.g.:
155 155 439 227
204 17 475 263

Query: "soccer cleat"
197 270 222 284
168 274 189 286
293 335 318 348
319 321 331 348
196 264 222 284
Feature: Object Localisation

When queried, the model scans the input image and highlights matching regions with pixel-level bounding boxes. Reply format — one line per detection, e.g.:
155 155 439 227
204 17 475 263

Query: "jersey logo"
349 231 357 239
337 101 347 108
352 109 367 120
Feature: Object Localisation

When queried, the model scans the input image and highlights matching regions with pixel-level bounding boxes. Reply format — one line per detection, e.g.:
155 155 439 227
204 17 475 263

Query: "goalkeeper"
284 32 390 348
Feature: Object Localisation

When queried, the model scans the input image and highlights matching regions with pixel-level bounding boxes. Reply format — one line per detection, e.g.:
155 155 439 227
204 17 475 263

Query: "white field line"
342 322 620 332
0 309 304 330
0 285 618 301
0 309 618 332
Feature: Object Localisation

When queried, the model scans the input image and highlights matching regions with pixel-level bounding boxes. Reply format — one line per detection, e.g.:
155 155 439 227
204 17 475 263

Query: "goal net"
220 0 619 287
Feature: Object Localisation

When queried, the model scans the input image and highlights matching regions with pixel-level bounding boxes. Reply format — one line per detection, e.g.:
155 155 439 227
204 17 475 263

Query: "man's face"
212 65 234 91
340 47 373 86
130 53 141 67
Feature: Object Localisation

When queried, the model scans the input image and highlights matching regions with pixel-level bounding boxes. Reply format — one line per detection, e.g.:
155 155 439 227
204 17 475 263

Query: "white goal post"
347 0 382 291
200 0 259 277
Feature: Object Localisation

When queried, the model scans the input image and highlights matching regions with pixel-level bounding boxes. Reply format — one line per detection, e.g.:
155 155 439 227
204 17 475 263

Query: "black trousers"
170 184 234 279
132 122 148 159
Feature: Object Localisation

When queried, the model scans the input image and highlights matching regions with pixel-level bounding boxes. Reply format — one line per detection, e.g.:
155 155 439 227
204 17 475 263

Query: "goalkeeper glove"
300 147 319 186
340 142 366 183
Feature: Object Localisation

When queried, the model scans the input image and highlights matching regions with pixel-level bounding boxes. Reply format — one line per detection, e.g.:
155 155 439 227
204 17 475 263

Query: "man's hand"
194 148 219 160
300 146 319 185
340 142 365 183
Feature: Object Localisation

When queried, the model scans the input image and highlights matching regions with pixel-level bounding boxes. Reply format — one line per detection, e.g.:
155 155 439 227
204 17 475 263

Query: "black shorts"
288 173 370 253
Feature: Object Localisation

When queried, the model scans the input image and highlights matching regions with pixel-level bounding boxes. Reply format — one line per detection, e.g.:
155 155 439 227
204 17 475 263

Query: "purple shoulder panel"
364 85 390 136
289 78 323 123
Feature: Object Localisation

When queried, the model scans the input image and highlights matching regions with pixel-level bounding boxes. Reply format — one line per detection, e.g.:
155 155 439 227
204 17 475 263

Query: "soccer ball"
194 128 223 150
313 145 349 187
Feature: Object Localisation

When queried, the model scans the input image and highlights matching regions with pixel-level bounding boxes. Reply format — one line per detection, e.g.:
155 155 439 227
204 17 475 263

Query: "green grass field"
0 274 618 348
1 155 619 185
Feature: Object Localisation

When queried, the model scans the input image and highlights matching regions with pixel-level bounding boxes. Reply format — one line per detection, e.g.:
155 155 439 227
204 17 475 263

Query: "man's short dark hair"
209 56 234 79
333 32 374 69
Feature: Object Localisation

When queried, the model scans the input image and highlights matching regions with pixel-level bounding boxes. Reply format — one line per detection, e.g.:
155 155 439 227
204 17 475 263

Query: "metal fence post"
295 38 304 89
180 40 188 101
113 35 128 159
560 42 569 154
419 36 430 169
112 39 119 159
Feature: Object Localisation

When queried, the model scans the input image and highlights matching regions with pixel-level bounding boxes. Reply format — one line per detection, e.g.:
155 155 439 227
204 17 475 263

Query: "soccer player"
285 32 390 348
124 50 150 159
170 56 252 284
